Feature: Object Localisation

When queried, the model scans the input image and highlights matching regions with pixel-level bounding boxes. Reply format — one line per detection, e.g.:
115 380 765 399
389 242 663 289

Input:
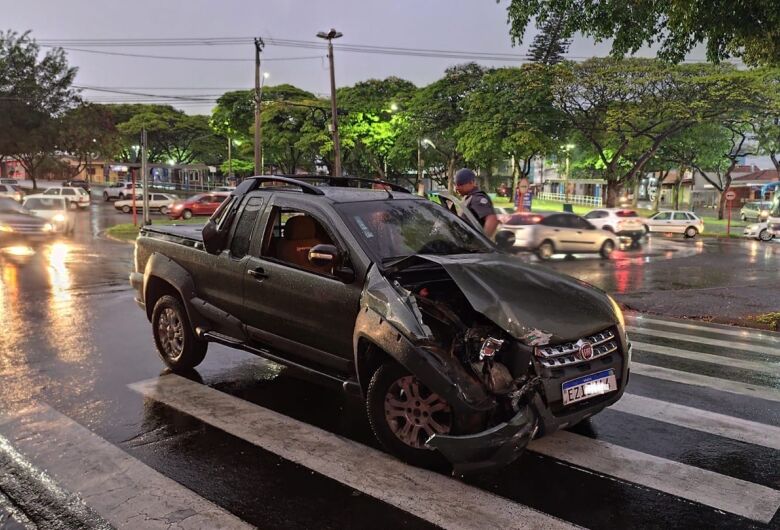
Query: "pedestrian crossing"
1 314 779 528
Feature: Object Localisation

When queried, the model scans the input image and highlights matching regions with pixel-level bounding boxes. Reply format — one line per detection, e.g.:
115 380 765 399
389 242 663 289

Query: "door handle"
248 267 268 280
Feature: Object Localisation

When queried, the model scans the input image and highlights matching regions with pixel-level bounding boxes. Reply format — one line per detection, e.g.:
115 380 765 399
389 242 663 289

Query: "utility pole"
253 37 264 176
317 29 343 177
141 127 150 225
227 136 232 178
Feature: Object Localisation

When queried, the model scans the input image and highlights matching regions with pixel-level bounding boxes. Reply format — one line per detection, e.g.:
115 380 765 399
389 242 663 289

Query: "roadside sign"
725 190 736 235
725 190 736 201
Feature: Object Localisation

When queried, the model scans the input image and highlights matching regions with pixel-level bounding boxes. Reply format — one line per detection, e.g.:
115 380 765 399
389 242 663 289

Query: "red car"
168 192 230 220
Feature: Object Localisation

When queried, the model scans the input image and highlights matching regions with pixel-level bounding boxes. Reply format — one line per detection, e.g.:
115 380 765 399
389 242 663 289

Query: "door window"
584 210 606 219
653 212 671 220
570 216 592 229
673 212 688 221
541 214 567 227
61 189 76 196
261 206 336 275
230 197 265 258
43 188 59 195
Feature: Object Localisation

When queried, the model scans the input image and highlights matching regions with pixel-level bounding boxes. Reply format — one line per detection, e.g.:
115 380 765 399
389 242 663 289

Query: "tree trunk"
631 178 640 207
447 157 457 193
651 171 667 212
605 181 622 207
717 190 727 220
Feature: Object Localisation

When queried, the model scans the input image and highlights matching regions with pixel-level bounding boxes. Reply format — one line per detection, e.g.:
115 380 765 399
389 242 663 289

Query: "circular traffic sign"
725 190 736 201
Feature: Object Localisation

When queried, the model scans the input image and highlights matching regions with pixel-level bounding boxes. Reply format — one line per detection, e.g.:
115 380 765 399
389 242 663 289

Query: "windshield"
336 199 494 262
24 198 64 210
0 198 26 214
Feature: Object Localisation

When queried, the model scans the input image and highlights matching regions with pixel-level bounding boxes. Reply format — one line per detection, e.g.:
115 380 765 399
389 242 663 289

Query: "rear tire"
151 295 207 371
366 362 453 469
600 240 615 259
182 209 193 220
684 226 698 238
160 206 169 215
536 240 555 260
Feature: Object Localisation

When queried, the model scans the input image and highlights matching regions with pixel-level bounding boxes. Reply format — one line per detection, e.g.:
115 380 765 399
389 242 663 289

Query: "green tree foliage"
504 0 780 66
456 65 565 179
58 103 119 178
0 30 79 186
527 14 571 65
552 58 760 205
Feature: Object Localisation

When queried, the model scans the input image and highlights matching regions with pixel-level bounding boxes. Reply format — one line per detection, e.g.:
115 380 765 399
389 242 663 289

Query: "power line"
50 46 324 63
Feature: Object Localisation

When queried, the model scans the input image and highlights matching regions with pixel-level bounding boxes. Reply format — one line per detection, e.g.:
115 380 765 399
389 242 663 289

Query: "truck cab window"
262 207 336 275
230 197 265 258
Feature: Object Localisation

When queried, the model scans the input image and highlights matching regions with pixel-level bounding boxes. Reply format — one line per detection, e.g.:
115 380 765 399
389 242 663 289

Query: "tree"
456 65 565 182
58 103 119 179
405 63 489 190
552 58 759 206
0 31 79 187
527 14 571 65
754 69 780 172
504 0 780 66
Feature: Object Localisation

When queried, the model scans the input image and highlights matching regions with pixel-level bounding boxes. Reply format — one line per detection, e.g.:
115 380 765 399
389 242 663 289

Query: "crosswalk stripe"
632 341 780 376
129 375 578 530
0 402 252 530
626 315 780 344
627 327 780 357
632 362 780 402
528 430 780 523
613 393 780 451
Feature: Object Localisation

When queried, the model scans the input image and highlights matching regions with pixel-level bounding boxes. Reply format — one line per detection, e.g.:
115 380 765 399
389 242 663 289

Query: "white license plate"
562 369 617 406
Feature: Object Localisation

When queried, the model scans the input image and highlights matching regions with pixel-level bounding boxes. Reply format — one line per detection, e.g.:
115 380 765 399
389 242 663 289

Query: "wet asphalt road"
0 200 779 529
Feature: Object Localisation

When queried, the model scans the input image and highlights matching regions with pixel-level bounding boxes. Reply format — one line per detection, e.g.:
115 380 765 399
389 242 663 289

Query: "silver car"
500 212 619 260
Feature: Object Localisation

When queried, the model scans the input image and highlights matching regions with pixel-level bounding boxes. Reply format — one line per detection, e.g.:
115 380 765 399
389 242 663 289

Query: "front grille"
10 223 47 234
535 328 618 367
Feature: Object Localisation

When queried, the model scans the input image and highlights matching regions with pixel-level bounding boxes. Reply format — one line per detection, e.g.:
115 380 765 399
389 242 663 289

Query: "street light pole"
253 37 264 176
317 29 343 177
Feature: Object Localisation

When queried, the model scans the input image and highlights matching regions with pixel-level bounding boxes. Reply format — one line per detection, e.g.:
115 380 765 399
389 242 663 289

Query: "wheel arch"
142 253 205 330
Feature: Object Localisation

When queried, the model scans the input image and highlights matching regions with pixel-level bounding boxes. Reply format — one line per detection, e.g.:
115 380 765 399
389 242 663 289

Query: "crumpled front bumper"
427 405 537 476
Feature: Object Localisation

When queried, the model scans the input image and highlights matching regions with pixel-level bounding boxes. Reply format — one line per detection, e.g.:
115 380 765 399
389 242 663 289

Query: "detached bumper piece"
427 405 537 476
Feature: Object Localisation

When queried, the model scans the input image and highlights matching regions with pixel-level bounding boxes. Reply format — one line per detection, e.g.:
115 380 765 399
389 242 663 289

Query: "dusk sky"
6 0 708 114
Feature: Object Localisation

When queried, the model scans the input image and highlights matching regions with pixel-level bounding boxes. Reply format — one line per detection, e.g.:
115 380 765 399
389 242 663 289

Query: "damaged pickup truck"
130 176 631 474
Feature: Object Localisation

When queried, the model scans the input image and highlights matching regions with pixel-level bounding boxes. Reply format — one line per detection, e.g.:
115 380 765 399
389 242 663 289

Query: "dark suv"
130 176 631 474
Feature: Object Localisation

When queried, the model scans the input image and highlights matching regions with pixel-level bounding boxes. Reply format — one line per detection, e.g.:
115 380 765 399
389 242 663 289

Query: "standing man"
454 168 498 238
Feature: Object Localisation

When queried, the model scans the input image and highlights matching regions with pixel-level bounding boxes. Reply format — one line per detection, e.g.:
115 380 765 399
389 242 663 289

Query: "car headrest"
284 215 317 240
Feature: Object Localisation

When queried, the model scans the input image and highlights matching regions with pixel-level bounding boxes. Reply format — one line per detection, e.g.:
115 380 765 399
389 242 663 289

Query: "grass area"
750 312 780 331
105 217 204 242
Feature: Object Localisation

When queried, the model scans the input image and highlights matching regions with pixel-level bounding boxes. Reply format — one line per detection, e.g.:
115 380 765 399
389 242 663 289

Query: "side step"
196 328 362 397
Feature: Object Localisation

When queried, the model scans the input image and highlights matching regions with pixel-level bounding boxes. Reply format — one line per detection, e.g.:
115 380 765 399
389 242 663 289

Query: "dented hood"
388 253 618 344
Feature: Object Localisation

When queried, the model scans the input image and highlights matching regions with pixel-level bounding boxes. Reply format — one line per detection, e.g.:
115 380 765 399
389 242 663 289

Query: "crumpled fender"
354 267 495 415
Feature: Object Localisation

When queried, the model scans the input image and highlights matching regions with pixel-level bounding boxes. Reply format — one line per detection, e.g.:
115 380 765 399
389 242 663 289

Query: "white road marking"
529 430 780 524
130 375 577 530
0 403 252 530
627 327 780 357
632 362 780 402
627 315 780 344
632 341 780 376
613 393 780 451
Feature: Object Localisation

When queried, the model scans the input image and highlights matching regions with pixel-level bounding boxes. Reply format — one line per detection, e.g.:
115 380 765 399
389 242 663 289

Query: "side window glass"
230 197 265 258
584 211 599 219
654 212 671 220
673 212 687 221
261 206 336 275
541 215 562 227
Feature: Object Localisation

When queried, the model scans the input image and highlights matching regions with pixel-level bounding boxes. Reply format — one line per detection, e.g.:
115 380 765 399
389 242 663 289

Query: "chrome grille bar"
536 329 618 367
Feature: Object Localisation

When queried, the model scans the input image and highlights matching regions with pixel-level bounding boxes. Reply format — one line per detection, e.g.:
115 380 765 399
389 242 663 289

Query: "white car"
0 183 23 202
103 182 142 201
645 210 704 238
743 221 774 242
583 208 646 243
22 195 75 234
41 186 91 209
114 193 178 215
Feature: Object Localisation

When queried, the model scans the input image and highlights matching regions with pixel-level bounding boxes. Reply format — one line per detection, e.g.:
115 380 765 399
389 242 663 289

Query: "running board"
197 328 361 396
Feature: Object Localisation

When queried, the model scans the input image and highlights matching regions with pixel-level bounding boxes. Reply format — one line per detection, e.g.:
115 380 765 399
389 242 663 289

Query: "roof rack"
244 174 411 195
242 176 325 195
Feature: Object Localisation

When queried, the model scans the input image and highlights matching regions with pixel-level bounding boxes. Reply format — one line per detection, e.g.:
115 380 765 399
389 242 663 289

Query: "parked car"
500 212 619 260
103 181 142 201
644 210 704 238
41 186 91 210
63 179 91 195
0 197 54 245
0 183 23 202
130 175 630 474
22 195 75 235
742 221 774 242
114 193 179 215
583 208 645 244
168 192 230 220
739 201 771 222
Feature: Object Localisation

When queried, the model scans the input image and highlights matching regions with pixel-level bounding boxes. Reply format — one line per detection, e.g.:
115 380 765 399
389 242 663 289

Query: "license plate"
562 369 617 406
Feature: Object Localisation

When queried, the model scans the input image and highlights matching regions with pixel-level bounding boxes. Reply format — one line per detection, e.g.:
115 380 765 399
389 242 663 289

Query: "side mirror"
201 219 227 254
308 244 338 267
495 230 516 251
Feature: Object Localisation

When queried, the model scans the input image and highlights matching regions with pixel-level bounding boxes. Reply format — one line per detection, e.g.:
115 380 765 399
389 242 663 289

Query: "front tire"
759 229 773 242
122 205 131 214
684 226 698 238
536 240 555 260
182 209 193 220
151 295 207 371
160 206 169 215
366 362 452 469
600 239 615 259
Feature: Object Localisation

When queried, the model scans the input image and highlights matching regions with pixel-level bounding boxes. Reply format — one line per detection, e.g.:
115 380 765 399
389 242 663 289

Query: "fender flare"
353 307 495 416
142 253 207 330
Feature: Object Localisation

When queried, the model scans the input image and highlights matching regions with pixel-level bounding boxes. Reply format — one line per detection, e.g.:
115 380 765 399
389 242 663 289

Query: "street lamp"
317 28 343 177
